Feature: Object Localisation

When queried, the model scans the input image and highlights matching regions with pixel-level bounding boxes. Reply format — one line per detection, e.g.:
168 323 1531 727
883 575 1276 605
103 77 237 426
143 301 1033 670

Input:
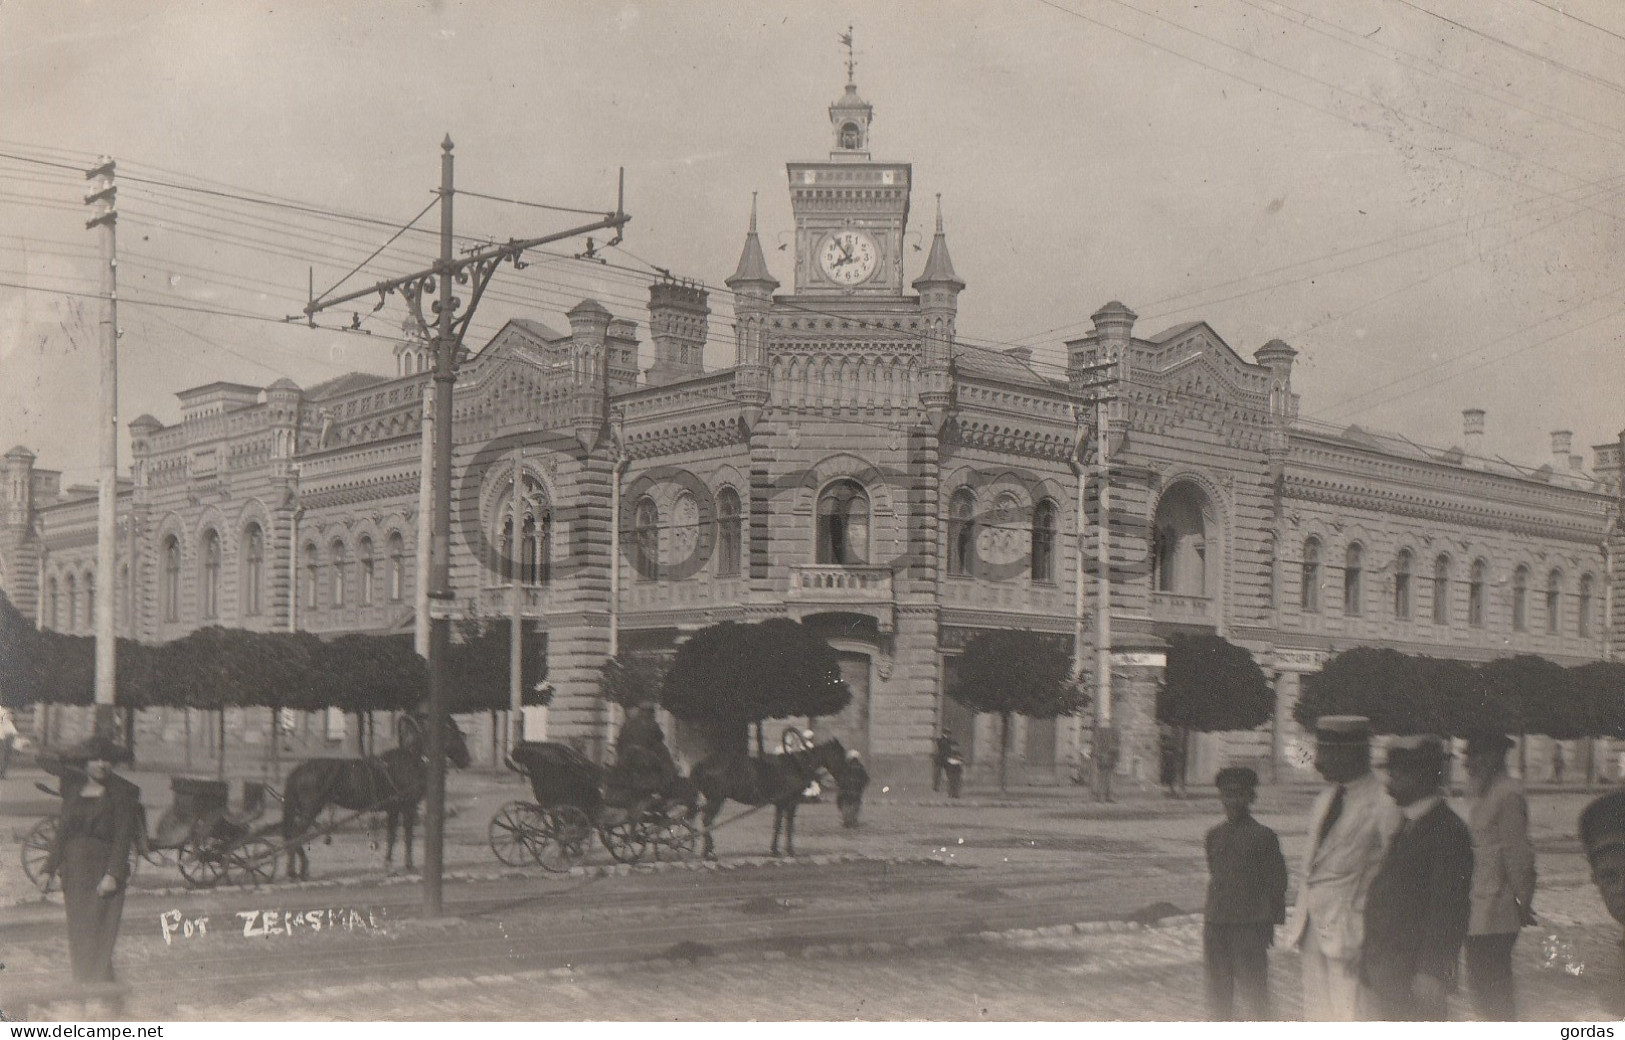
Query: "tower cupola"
829 28 873 160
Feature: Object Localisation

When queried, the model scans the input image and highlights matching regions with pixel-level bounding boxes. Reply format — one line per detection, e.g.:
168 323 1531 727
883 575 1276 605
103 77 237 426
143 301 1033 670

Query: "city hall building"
3 77 1622 786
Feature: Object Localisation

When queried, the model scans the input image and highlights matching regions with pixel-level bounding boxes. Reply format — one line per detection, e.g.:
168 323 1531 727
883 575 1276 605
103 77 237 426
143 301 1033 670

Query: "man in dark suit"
1203 766 1288 1020
1579 791 1625 1017
1361 734 1474 1021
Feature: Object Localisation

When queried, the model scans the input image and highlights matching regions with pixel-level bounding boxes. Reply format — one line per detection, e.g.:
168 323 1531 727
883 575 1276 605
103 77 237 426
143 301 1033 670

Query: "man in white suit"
1286 715 1400 1020
1463 729 1536 1020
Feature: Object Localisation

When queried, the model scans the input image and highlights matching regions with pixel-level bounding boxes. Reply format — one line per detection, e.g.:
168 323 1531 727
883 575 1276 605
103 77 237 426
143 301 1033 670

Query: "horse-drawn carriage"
488 741 700 871
21 775 279 891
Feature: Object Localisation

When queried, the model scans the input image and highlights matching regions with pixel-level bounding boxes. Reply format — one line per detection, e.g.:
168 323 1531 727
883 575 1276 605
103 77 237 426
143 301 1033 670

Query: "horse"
689 737 847 859
278 713 471 880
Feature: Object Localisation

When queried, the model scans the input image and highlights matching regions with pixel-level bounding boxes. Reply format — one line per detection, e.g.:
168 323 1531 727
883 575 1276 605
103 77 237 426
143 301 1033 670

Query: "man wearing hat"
1579 791 1625 1016
1462 729 1537 1020
1361 734 1474 1020
1286 715 1401 1020
1203 766 1288 1020
41 734 142 985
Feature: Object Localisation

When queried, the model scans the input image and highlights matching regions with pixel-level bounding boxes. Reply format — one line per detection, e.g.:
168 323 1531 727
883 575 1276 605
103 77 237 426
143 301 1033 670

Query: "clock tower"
787 74 911 297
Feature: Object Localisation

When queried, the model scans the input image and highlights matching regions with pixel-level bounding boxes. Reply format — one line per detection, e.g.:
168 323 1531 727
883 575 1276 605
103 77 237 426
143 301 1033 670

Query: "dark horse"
690 737 846 859
279 714 471 879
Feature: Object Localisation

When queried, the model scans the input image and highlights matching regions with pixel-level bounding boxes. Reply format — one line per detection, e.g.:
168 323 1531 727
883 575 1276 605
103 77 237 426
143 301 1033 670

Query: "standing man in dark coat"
1361 735 1474 1021
42 735 142 984
1579 791 1625 1018
1462 729 1537 1020
1203 766 1288 1020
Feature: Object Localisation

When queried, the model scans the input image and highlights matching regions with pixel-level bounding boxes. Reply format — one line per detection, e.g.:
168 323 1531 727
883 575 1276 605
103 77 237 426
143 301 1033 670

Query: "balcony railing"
1149 590 1213 621
787 565 895 631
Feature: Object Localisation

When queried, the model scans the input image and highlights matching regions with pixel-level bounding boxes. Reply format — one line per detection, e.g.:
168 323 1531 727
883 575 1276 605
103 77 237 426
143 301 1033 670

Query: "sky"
3 0 1623 486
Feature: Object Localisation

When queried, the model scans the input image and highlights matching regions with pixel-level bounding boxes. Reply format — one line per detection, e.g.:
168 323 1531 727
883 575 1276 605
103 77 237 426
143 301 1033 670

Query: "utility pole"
509 448 525 756
1094 379 1114 802
85 158 119 742
1066 360 1115 796
301 137 628 915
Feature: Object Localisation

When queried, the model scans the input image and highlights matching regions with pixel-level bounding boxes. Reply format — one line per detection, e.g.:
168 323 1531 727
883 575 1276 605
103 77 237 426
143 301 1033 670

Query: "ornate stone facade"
3 80 1621 786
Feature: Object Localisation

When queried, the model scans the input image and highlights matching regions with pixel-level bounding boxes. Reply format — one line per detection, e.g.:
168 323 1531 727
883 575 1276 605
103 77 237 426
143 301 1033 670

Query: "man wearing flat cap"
1203 766 1288 1020
1361 735 1474 1021
1462 729 1536 1020
1579 791 1625 1016
1286 715 1401 1020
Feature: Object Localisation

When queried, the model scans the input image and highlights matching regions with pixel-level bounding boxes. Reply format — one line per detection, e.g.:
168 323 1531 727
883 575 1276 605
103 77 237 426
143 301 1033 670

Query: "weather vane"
839 25 855 83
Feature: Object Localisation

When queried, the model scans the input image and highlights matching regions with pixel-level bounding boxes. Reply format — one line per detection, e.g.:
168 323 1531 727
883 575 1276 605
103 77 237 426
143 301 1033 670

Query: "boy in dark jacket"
1204 766 1289 1021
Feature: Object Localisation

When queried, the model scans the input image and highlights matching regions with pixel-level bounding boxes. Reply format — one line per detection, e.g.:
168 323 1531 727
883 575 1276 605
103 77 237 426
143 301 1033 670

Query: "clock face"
819 230 879 286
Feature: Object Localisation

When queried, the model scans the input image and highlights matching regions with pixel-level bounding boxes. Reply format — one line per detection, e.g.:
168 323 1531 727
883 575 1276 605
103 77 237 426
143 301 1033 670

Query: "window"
1433 554 1451 625
1264 534 1278 610
840 122 860 149
199 529 221 619
118 563 129 629
816 479 870 565
633 498 660 580
243 524 264 616
499 473 552 586
716 486 742 578
163 536 181 622
65 574 78 632
1301 537 1322 613
1546 569 1562 635
47 577 58 630
1580 574 1595 638
331 540 347 608
85 573 94 629
1394 549 1413 619
1343 543 1364 616
947 488 977 577
303 542 319 610
1031 500 1057 583
1512 565 1529 631
388 532 406 601
1469 558 1488 628
358 536 375 607
521 512 552 585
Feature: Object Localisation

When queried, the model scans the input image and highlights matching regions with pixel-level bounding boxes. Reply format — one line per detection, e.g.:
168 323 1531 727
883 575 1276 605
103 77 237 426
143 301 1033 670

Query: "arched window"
388 532 406 601
358 536 375 607
1433 554 1451 625
499 472 552 586
947 488 977 577
85 573 94 630
66 574 78 632
840 122 860 149
47 576 59 630
1301 537 1322 614
716 486 742 578
1343 543 1364 616
1394 549 1413 619
163 536 181 622
330 540 347 608
1511 565 1529 631
1546 569 1562 635
1469 558 1488 628
200 529 221 619
243 524 264 616
633 497 660 580
1580 574 1595 638
1031 500 1057 583
303 542 319 610
816 480 870 565
118 563 129 630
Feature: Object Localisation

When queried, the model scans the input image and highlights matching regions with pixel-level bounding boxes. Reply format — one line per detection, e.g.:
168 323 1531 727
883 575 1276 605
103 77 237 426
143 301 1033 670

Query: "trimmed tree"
661 620 851 757
600 652 670 709
944 629 1085 791
1157 632 1273 788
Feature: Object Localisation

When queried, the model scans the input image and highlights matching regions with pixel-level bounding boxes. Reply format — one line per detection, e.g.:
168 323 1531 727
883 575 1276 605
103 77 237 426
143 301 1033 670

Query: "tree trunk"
755 721 765 757
184 708 193 772
1178 725 1191 796
123 706 136 758
269 704 280 782
216 709 226 780
998 712 1010 792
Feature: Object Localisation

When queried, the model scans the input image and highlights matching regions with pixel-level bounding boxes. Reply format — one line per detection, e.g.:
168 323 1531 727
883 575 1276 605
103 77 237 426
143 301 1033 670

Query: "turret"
726 197 777 428
646 278 709 386
913 196 964 373
566 299 612 450
3 445 36 527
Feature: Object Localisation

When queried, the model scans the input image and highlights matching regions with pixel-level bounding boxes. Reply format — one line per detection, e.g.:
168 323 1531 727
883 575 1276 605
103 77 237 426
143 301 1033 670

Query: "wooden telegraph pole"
85 158 120 742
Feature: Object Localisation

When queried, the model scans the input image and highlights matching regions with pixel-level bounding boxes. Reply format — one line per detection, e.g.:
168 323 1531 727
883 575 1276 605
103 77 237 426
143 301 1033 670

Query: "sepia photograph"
1 0 1623 1026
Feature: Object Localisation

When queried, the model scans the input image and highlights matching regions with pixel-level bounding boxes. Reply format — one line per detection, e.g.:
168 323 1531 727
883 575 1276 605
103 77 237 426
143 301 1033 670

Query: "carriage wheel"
535 806 591 873
599 816 648 865
650 815 698 863
781 726 812 754
488 801 547 867
21 817 58 892
223 836 279 887
177 841 227 889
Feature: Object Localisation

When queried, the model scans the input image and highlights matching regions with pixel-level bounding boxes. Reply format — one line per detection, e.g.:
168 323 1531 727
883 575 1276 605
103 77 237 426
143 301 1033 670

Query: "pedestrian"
836 748 869 828
1360 735 1474 1021
1203 766 1288 1021
42 734 142 985
0 704 18 778
1462 729 1537 1021
1579 791 1625 1017
1285 715 1400 1021
933 731 964 798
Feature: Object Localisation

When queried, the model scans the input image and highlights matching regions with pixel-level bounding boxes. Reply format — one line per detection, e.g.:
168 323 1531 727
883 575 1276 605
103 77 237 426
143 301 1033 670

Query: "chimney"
1463 409 1485 458
1552 430 1573 468
1594 437 1624 494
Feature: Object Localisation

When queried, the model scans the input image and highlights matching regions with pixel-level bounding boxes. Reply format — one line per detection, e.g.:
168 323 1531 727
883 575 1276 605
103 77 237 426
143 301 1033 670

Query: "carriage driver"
605 702 682 810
